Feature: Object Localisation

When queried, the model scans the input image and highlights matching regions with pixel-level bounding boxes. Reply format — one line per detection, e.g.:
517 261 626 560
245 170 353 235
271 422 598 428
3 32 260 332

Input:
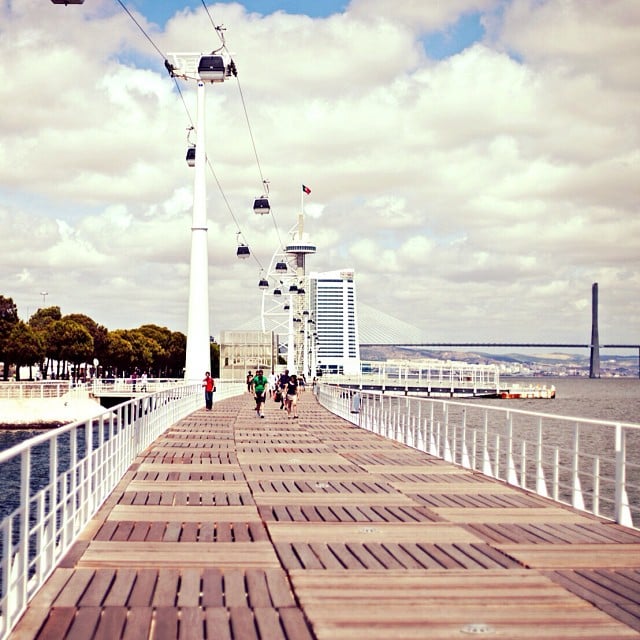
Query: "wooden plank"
237 452 350 465
78 541 281 569
126 480 248 492
496 544 640 569
108 504 260 521
389 481 520 494
138 462 243 472
253 493 416 506
267 522 482 544
431 507 597 524
360 464 467 474
93 606 128 640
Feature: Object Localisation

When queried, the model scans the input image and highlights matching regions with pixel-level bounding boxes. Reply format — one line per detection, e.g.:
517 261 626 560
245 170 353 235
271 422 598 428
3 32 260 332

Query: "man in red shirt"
202 371 215 410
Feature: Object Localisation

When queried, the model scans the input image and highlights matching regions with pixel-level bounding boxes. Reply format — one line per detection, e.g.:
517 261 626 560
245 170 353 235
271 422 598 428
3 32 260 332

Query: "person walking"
202 371 215 411
251 369 269 418
284 373 300 418
278 369 290 410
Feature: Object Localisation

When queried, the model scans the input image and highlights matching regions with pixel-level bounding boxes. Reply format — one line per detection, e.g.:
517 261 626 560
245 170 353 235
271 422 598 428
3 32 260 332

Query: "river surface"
469 376 640 424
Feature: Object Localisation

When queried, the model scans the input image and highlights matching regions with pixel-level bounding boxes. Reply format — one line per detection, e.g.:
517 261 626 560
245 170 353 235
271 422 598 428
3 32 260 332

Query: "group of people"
247 368 304 419
202 368 306 418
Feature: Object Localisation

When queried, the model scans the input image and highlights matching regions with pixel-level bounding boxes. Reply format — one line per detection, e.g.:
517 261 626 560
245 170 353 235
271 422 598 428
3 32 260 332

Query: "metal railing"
0 380 244 639
317 384 640 529
0 382 76 399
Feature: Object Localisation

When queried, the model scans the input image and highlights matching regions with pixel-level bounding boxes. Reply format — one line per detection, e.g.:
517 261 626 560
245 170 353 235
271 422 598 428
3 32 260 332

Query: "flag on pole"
302 184 311 195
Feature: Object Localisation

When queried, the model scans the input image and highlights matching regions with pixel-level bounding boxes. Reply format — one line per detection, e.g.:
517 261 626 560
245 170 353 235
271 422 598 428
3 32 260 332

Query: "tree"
28 306 62 377
166 331 187 377
5 322 45 381
47 319 94 380
65 313 109 372
104 331 134 376
0 295 20 380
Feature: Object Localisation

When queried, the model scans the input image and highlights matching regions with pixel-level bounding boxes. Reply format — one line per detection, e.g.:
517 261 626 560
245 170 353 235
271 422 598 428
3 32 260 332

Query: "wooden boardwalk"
10 392 640 639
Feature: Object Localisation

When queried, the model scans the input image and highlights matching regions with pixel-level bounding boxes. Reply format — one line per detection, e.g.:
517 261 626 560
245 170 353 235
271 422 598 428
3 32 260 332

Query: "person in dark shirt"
277 369 290 409
284 374 299 418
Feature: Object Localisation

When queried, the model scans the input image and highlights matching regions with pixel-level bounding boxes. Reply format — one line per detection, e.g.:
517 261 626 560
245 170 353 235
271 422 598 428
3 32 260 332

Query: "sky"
1 0 639 349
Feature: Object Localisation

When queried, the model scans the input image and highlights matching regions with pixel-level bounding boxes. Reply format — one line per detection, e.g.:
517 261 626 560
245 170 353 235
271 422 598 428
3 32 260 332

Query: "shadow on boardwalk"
10 391 640 639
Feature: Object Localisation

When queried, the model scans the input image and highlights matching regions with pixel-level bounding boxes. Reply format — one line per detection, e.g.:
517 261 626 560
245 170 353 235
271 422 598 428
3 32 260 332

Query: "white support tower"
167 52 229 381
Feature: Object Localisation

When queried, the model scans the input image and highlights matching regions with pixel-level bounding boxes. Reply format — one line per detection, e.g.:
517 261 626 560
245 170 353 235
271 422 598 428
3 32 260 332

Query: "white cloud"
0 0 637 348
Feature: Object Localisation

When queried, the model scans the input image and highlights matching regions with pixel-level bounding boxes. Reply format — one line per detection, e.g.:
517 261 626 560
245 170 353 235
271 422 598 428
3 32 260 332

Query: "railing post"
614 424 633 527
571 423 585 511
535 417 548 497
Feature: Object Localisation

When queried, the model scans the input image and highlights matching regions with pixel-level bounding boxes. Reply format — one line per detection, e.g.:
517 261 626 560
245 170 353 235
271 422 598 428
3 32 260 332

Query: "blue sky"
130 0 349 24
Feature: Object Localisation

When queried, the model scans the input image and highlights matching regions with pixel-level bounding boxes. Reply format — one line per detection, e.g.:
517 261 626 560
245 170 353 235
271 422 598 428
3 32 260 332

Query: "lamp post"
167 52 228 381
40 291 48 305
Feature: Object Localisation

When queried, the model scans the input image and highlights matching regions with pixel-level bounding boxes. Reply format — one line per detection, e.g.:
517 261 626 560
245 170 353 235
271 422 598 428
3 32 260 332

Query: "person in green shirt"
251 369 269 418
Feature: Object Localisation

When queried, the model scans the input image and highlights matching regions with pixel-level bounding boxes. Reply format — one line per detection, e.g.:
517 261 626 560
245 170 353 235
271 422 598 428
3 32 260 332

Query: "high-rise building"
309 269 361 375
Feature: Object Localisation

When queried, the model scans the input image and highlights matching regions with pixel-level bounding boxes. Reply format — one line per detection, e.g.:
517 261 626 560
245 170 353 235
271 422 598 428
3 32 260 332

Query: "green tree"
104 331 134 376
5 322 45 381
65 313 109 373
166 331 187 377
0 295 20 380
48 318 94 381
28 306 62 377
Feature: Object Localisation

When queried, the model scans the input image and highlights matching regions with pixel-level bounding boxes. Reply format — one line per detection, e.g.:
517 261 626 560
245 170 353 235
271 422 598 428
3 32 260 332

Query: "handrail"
0 380 244 639
316 383 640 529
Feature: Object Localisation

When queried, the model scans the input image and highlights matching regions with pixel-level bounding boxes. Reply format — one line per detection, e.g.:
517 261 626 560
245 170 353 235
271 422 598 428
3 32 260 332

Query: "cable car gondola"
237 244 250 259
288 284 298 293
198 55 226 83
275 261 287 272
51 0 85 4
297 287 305 295
186 145 196 167
273 288 282 296
258 277 269 289
253 197 270 215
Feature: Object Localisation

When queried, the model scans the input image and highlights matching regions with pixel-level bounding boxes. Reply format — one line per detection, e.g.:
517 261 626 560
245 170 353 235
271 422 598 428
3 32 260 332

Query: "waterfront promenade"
9 392 640 639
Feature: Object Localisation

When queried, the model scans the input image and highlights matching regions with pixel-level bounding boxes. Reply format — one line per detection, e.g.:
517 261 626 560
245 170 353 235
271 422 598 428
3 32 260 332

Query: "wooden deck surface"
10 392 640 639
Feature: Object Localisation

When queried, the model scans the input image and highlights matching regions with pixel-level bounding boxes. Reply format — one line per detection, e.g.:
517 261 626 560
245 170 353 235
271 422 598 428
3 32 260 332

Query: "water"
473 376 640 424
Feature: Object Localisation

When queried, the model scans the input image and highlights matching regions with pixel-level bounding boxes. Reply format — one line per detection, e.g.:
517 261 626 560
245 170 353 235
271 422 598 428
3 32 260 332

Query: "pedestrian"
140 371 148 392
246 371 253 393
278 369 290 409
284 373 299 418
251 369 269 418
202 371 215 410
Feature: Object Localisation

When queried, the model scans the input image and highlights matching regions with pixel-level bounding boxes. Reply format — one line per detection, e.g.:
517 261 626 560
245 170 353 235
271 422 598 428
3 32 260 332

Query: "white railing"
0 382 76 399
320 361 501 395
317 384 640 529
0 380 244 639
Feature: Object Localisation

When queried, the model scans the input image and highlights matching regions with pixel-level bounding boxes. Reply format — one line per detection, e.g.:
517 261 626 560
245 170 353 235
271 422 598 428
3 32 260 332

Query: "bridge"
1 381 639 638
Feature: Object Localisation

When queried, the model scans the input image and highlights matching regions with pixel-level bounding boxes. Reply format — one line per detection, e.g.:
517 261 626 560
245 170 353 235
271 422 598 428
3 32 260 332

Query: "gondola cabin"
186 146 196 167
51 0 84 4
236 244 250 259
273 288 282 296
297 287 305 295
258 278 269 289
288 284 298 293
275 261 287 272
253 198 270 215
198 55 226 83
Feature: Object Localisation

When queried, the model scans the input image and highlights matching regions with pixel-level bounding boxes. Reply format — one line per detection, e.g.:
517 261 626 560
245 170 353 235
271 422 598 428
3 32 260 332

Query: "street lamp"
40 291 48 305
166 51 230 381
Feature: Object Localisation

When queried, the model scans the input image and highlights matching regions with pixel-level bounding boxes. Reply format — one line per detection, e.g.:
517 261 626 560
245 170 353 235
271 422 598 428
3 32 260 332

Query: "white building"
309 269 361 375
